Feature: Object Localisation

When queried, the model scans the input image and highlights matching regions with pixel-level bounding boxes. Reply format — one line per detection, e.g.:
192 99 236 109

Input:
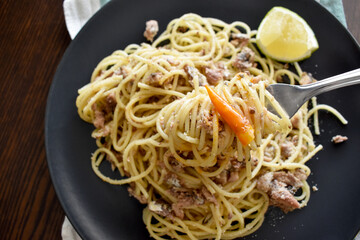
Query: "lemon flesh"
256 6 319 62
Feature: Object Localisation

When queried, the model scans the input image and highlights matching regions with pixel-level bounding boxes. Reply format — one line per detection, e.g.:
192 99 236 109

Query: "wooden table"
0 0 358 239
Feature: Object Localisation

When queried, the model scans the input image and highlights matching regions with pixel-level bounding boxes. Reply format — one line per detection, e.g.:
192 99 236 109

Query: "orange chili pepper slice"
205 85 254 146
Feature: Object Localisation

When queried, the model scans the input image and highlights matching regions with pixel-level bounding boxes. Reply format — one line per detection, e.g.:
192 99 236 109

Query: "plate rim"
45 0 360 239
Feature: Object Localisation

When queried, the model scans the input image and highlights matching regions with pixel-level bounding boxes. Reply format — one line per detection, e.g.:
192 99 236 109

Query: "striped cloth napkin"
61 0 353 239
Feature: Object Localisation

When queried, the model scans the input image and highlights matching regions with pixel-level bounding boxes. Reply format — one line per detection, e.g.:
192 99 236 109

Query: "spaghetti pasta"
76 13 346 240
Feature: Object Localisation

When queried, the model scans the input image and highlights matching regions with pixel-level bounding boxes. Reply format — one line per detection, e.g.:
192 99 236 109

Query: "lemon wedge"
256 6 319 62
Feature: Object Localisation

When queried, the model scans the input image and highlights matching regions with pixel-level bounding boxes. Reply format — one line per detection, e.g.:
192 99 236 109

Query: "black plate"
45 0 360 239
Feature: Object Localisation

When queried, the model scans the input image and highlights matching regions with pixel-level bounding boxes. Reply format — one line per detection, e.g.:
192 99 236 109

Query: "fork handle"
302 68 360 99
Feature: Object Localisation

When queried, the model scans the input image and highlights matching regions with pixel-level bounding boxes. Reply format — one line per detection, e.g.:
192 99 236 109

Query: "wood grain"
0 0 70 239
343 0 360 43
0 0 358 240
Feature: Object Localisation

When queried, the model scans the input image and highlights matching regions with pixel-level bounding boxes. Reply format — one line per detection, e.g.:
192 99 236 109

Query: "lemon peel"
256 6 319 62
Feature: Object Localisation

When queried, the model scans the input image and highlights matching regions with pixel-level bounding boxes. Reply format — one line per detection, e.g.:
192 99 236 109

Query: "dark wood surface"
0 0 358 239
343 0 360 42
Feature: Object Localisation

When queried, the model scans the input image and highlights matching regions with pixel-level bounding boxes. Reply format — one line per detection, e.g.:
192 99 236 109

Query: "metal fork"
265 68 360 118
